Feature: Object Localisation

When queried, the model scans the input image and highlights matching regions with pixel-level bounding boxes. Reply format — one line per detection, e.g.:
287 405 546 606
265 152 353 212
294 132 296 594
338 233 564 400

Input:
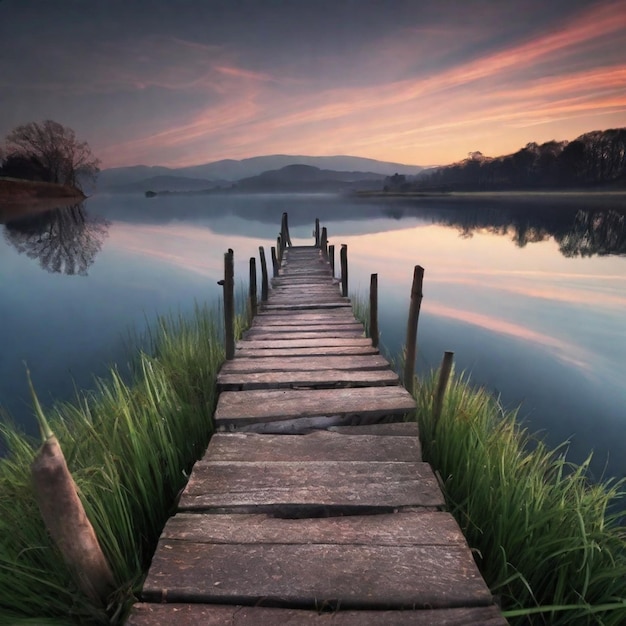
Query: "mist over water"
1 192 625 479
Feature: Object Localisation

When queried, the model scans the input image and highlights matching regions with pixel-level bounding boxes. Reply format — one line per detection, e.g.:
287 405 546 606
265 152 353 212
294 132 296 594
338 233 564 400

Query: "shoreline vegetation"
0 305 243 624
0 297 625 623
0 177 86 202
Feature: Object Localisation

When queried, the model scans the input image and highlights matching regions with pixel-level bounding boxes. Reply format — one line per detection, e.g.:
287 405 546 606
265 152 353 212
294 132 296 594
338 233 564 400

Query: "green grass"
351 292 626 623
414 369 626 625
0 302 239 624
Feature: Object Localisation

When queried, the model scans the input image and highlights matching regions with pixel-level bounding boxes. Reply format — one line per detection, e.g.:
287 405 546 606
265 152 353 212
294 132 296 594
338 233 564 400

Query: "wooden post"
281 212 292 247
403 265 424 395
271 246 279 278
314 218 320 247
329 244 335 276
259 246 269 302
320 227 328 257
340 244 348 297
223 249 235 360
433 351 454 425
248 256 257 324
277 235 283 265
370 273 379 349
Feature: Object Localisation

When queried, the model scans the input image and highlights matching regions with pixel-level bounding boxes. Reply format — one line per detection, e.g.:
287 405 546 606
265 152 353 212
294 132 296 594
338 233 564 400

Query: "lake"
1 191 625 480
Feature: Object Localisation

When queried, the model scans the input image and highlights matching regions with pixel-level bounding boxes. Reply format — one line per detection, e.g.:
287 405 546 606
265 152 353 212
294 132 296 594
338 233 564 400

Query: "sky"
1 0 625 169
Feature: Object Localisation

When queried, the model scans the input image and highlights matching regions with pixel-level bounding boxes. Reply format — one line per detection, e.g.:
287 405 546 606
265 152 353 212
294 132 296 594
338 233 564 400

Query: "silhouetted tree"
4 203 109 275
3 120 100 190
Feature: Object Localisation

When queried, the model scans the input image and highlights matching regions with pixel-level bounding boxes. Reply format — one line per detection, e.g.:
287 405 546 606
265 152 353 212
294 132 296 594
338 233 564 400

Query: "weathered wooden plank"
235 345 379 358
141 542 492 609
217 368 399 390
178 460 442 510
267 299 349 306
262 302 352 311
220 355 389 374
161 511 464 546
236 337 372 350
204 431 419 462
329 421 419 436
214 386 415 427
255 308 354 317
128 604 508 626
253 314 358 325
242 330 365 341
246 323 364 334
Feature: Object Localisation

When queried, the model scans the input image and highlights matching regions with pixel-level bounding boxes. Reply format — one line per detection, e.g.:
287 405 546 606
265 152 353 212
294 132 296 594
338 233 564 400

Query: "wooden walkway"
128 245 506 625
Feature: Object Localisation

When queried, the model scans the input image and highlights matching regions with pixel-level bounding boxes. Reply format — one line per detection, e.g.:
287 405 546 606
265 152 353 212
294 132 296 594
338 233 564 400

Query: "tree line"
385 128 626 192
0 120 99 191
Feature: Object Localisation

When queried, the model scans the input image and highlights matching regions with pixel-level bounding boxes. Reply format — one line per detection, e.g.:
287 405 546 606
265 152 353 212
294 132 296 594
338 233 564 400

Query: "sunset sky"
1 0 625 169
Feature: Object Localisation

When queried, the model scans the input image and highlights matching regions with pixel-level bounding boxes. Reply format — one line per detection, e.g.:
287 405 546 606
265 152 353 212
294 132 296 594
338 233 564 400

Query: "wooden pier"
128 224 506 625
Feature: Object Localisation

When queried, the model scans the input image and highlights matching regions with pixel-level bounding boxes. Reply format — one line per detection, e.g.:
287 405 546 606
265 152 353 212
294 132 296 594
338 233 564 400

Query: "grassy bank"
0 177 85 201
414 370 626 624
349 293 626 623
0 303 237 624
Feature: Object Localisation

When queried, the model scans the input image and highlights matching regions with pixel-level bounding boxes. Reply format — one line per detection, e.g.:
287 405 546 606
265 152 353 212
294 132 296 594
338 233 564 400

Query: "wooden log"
434 351 454 425
314 217 320 247
370 273 379 349
340 244 348 297
222 249 235 360
270 246 279 278
258 246 269 302
329 243 335 276
403 265 424 395
248 257 257 325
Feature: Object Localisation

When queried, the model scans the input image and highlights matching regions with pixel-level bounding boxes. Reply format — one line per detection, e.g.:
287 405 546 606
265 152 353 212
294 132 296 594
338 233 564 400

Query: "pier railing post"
248 256 257 325
433 351 454 425
270 246 279 278
328 244 335 276
223 249 235 360
259 246 269 302
320 227 328 257
340 244 348 297
281 212 292 248
370 273 379 349
314 218 320 247
403 265 424 395
277 235 283 265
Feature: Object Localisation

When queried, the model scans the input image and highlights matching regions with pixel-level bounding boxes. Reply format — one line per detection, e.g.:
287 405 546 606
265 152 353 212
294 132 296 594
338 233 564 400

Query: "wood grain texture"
178 460 443 510
217 368 399 390
141 542 492 609
214 386 415 426
235 345 379 358
220 355 390 374
329 421 419 436
203 431 420 462
161 511 460 546
128 604 508 626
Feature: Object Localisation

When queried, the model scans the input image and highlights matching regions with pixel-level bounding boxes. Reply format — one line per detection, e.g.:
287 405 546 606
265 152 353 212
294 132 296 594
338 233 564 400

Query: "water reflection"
381 199 626 258
3 203 110 275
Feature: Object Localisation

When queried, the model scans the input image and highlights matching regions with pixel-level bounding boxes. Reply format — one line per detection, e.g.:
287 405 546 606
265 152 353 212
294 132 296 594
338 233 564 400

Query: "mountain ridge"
98 154 424 191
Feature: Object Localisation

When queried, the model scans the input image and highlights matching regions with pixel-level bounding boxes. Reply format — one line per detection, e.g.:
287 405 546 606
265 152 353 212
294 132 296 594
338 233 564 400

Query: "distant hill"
234 164 386 192
394 128 626 192
98 154 423 192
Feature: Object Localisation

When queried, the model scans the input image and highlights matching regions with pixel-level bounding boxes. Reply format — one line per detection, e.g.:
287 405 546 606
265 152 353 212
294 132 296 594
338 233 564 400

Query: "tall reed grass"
415 370 626 625
0 303 233 624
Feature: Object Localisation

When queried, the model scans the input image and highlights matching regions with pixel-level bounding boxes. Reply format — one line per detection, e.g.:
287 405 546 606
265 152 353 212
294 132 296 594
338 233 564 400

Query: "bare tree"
4 120 100 190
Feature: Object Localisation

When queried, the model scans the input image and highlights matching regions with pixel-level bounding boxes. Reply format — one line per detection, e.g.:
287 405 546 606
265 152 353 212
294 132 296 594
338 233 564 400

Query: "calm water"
1 192 625 479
